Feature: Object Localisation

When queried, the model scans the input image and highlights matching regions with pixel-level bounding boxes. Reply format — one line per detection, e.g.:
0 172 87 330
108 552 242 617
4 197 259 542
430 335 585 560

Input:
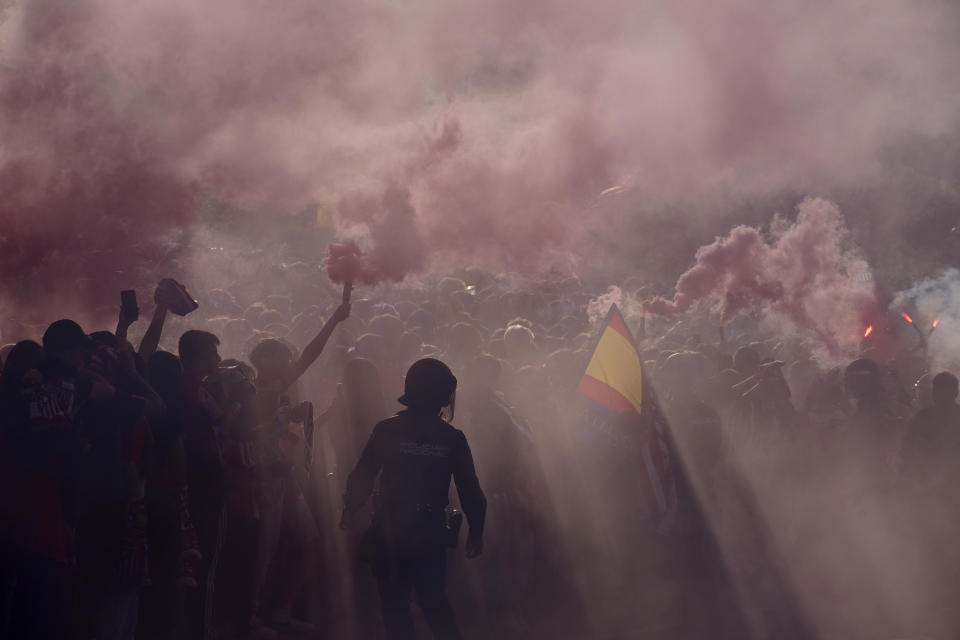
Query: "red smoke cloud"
323 183 427 286
0 0 958 322
643 226 782 319
644 198 877 355
324 242 366 285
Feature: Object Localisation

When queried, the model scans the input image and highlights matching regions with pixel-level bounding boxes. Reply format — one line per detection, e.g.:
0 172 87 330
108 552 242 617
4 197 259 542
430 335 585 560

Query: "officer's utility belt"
375 502 445 523
373 502 462 549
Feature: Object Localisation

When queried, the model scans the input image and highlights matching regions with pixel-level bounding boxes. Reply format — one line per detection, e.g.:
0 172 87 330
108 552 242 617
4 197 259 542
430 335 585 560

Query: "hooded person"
341 358 486 640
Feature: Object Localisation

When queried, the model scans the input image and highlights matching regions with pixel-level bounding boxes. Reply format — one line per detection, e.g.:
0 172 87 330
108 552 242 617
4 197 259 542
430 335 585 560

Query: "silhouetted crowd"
1 267 958 640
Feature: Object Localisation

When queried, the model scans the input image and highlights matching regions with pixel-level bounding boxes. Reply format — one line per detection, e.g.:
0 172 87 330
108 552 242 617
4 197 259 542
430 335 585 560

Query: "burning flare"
932 318 940 328
864 325 874 338
900 312 914 323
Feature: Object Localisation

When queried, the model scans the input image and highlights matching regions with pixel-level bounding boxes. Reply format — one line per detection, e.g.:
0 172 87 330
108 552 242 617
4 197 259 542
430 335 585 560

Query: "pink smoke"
324 242 366 285
643 226 781 319
323 182 428 287
645 198 876 355
0 0 958 320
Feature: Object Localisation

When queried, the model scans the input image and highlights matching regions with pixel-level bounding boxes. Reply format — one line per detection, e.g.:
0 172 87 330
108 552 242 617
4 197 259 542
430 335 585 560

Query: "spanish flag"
576 305 644 415
577 305 677 533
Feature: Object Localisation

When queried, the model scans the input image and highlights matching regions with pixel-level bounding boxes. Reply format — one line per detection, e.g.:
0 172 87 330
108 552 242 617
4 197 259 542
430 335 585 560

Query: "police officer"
341 358 486 640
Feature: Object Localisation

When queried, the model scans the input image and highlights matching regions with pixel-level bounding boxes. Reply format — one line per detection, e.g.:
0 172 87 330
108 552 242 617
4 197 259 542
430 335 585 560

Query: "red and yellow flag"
576 305 644 415
576 305 677 533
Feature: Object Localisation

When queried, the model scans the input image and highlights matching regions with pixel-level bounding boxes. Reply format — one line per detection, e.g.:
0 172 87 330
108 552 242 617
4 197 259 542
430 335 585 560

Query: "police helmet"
399 358 457 409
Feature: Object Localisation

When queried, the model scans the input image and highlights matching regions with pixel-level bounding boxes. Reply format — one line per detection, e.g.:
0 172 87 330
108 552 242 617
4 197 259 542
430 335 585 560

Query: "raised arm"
138 303 169 361
139 279 190 359
116 297 139 342
283 302 350 389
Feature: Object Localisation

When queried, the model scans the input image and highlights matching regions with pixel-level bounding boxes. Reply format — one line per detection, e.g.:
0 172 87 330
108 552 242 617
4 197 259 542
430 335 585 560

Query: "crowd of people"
1 262 958 640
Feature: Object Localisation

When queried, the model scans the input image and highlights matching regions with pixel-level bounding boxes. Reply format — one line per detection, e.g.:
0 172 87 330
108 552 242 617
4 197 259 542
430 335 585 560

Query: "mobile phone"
121 290 139 321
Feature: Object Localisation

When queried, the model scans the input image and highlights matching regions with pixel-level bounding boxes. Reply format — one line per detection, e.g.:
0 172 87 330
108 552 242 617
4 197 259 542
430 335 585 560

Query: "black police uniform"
344 408 486 640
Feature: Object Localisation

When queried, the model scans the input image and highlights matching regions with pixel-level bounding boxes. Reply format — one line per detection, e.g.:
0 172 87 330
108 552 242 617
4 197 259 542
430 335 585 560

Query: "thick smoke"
325 184 428 286
585 286 645 327
1 0 959 324
644 198 875 357
893 268 960 371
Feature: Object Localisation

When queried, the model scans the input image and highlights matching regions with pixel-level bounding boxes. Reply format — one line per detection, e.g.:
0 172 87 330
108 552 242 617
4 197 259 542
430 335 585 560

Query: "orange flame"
933 318 940 328
864 325 874 338
900 312 914 323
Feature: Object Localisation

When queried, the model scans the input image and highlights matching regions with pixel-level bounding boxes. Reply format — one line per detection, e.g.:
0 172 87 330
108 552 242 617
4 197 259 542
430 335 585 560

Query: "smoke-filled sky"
1 0 958 317
642 198 876 358
4 4 960 636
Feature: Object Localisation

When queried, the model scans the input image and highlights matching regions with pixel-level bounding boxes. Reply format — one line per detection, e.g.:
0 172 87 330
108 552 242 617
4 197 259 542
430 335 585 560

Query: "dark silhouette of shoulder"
369 411 470 457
